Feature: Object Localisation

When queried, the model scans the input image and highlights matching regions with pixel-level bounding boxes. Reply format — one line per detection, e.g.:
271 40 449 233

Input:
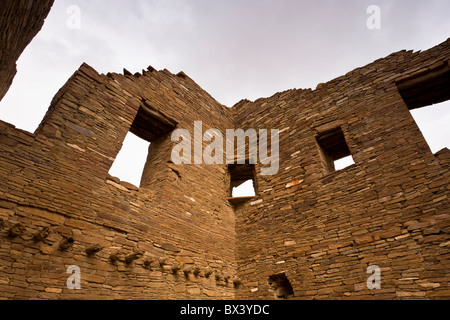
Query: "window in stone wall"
228 164 257 205
334 155 356 171
108 99 178 189
232 179 256 197
397 61 450 154
316 126 355 173
108 132 150 187
410 101 450 153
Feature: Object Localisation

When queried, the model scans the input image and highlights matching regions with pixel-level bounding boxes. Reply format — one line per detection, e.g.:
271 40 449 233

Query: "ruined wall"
0 63 237 299
233 39 450 300
0 0 54 101
0 2 449 300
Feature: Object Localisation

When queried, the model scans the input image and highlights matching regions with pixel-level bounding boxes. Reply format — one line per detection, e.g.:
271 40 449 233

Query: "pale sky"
1 0 449 188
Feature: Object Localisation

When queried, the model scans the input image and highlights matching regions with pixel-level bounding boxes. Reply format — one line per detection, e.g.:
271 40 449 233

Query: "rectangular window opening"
397 62 450 155
410 100 450 154
316 126 355 173
228 164 257 205
232 179 256 198
108 132 150 188
334 155 356 171
108 99 178 190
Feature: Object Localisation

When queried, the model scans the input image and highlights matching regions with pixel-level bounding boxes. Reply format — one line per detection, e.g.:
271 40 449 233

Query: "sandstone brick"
187 287 201 295
173 284 186 293
64 218 93 230
83 273 106 284
203 288 219 297
45 287 62 294
396 291 427 298
17 207 65 224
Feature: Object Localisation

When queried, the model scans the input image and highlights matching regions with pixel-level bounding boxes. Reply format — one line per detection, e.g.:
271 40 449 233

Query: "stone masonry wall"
0 63 237 299
233 39 450 300
0 2 449 300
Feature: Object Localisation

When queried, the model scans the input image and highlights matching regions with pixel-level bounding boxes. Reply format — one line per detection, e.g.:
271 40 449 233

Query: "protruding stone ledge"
227 196 257 206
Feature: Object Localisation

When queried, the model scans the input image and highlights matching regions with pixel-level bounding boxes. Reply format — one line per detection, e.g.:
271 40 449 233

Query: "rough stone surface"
233 39 450 300
0 3 449 300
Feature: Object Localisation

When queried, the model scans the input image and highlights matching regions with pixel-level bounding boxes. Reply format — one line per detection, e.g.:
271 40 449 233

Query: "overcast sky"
1 0 449 188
